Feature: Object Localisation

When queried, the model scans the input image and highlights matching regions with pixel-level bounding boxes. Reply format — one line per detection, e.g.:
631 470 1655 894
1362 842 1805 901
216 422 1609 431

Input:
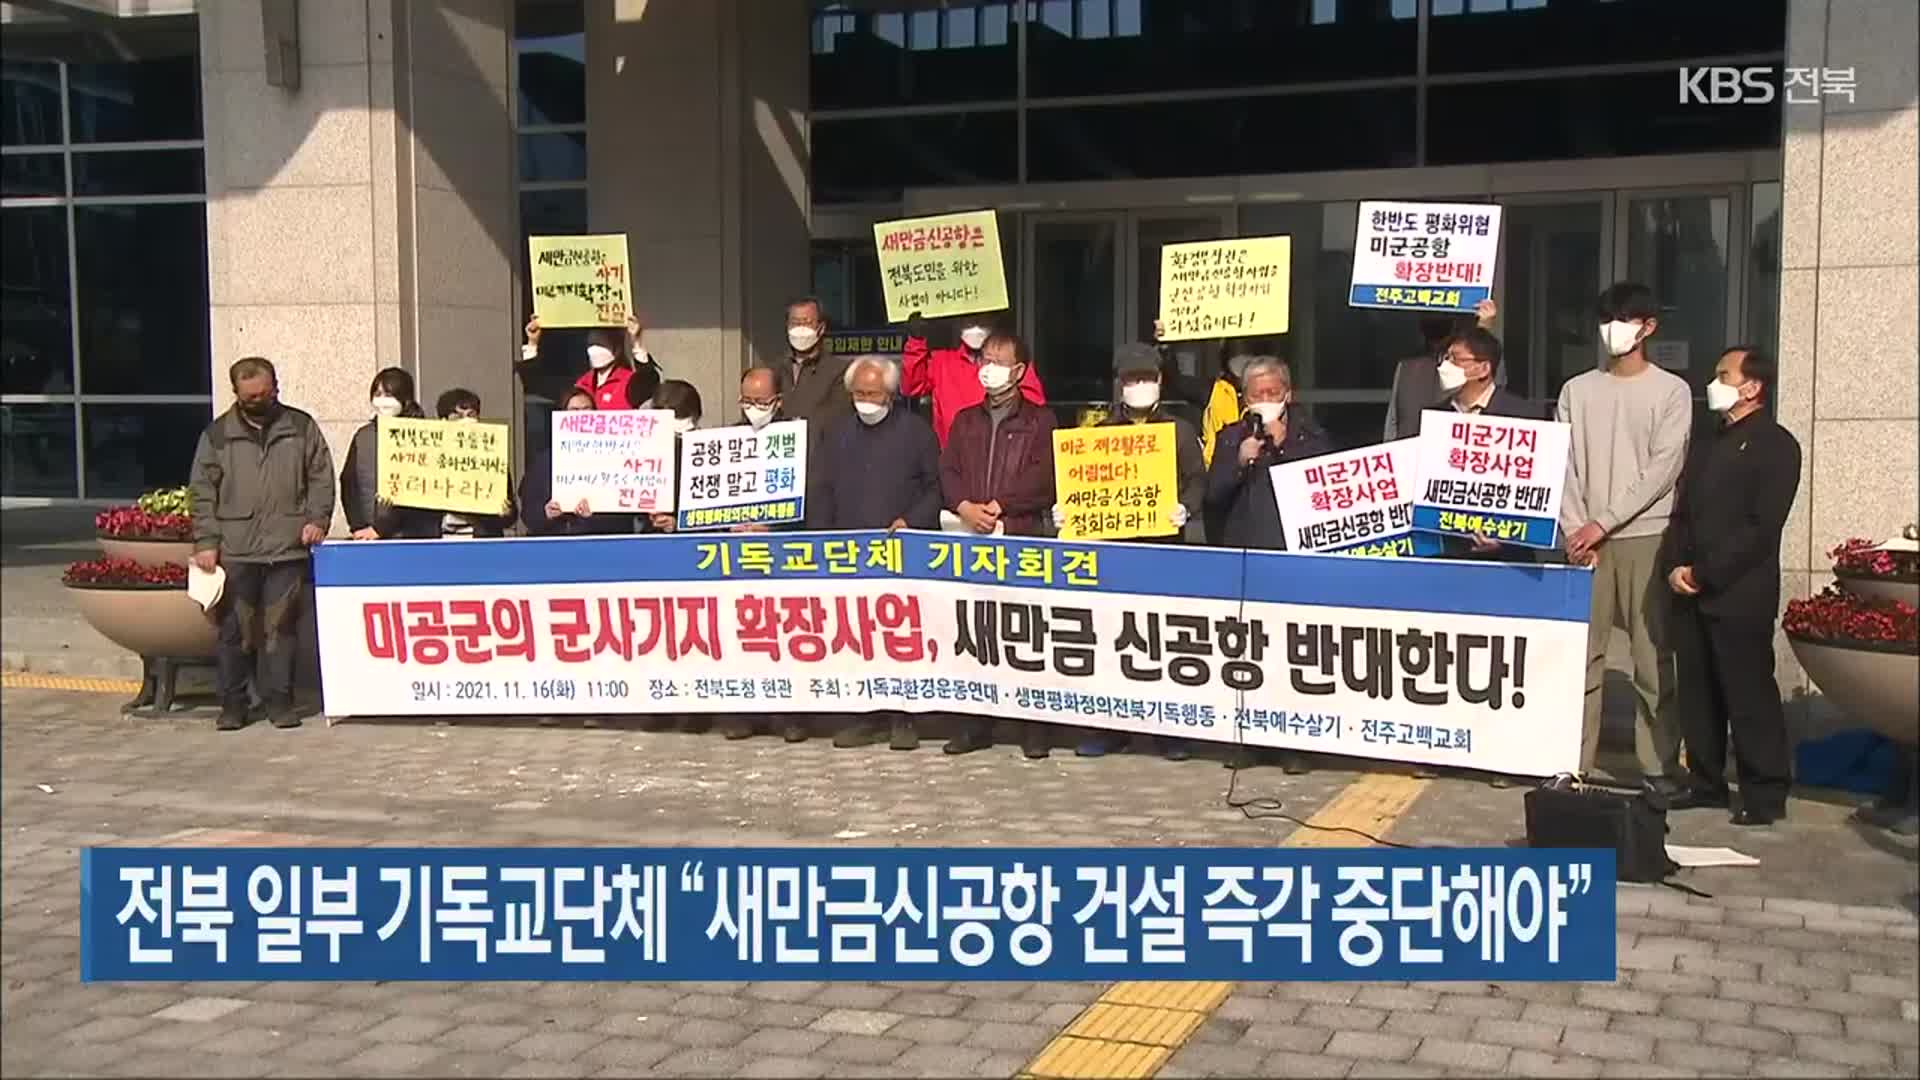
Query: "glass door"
1497 195 1612 407
1023 212 1123 410
1126 210 1236 382
1615 186 1742 393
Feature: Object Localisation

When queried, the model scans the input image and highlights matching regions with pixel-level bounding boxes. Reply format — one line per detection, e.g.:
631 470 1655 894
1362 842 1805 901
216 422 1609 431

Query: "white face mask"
742 404 776 429
1705 379 1742 413
370 395 402 418
978 364 1014 393
854 400 890 425
1249 401 1286 425
1121 382 1161 411
673 417 697 435
586 344 616 370
787 325 821 353
1600 320 1644 357
1436 360 1469 393
456 415 480 425
960 326 989 351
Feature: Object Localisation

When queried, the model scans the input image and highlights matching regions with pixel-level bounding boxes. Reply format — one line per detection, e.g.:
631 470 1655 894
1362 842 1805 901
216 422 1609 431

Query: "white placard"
675 420 809 531
1269 440 1433 556
550 409 677 514
1410 410 1571 550
1349 200 1502 313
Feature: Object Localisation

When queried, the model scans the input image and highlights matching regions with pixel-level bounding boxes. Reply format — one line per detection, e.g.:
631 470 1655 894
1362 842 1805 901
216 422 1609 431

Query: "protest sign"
1158 235 1292 341
1349 201 1502 313
871 210 1008 321
1269 441 1441 557
376 416 510 516
1411 410 1570 549
550 409 677 514
314 530 1591 777
675 420 808 531
528 234 632 327
83 844 1615 983
1052 423 1181 541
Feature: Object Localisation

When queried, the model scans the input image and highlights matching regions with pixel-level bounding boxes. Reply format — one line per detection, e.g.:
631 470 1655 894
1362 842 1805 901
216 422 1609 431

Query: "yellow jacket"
1199 379 1240 468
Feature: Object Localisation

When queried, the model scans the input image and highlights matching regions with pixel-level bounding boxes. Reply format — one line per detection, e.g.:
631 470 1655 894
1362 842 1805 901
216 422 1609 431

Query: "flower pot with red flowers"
1829 529 1920 609
62 558 217 660
95 486 195 568
1785 554 1918 747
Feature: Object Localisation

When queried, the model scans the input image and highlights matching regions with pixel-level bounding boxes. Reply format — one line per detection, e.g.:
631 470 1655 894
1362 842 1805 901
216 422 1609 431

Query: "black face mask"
240 399 280 422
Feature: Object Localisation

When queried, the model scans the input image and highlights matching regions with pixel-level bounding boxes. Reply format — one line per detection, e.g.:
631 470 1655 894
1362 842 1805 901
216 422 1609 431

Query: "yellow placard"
1158 235 1292 341
1052 422 1180 541
871 210 1009 321
527 234 632 328
377 416 512 516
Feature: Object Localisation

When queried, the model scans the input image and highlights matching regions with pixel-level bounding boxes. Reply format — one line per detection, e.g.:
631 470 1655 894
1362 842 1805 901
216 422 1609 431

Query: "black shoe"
267 706 302 730
781 722 809 744
216 703 247 732
1022 738 1052 761
943 730 991 755
1487 775 1515 789
1281 753 1313 776
1668 788 1731 811
889 718 919 752
832 723 878 749
1161 739 1192 762
720 719 754 741
1224 747 1257 771
681 716 713 735
1730 808 1780 827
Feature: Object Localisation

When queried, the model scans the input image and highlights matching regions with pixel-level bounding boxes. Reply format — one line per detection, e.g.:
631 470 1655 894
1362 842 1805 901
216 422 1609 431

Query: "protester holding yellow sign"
527 234 633 328
1050 420 1181 542
872 209 1009 321
1158 235 1292 341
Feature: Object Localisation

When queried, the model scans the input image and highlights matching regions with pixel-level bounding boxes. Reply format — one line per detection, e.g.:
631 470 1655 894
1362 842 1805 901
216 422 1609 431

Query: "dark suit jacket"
1663 411 1802 619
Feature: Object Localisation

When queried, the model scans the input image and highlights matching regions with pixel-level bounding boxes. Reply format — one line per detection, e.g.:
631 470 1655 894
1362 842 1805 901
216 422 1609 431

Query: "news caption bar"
83 847 1615 982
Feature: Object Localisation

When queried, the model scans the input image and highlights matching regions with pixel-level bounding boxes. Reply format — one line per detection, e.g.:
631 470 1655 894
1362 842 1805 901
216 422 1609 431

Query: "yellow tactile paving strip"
1018 772 1431 1080
1 671 141 695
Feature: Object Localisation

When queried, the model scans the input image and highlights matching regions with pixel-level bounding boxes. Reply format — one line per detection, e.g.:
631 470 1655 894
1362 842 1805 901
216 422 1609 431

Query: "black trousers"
1677 604 1790 816
216 559 308 709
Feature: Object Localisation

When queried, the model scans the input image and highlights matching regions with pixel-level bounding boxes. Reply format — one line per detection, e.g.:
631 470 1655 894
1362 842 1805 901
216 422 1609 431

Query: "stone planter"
96 534 195 568
1835 569 1920 610
1787 633 1919 746
66 583 218 659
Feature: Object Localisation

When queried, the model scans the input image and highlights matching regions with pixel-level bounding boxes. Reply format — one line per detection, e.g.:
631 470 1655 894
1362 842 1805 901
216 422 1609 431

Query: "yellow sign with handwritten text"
1158 235 1292 341
1052 422 1180 541
872 210 1009 321
527 233 632 328
377 416 512 516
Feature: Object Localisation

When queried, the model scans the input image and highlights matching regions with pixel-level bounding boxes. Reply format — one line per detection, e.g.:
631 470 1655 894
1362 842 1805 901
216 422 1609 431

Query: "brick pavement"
3 685 1916 1078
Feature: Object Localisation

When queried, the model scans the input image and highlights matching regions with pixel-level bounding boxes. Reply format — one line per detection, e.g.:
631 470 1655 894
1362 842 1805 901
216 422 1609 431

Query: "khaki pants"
1579 534 1680 779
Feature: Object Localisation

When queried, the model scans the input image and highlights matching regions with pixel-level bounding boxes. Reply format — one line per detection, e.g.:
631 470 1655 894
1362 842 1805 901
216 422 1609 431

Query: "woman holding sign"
521 314 660 412
341 367 434 541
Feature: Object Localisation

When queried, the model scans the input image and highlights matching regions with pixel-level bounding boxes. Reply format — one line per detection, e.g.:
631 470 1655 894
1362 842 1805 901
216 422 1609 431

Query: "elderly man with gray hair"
811 354 943 751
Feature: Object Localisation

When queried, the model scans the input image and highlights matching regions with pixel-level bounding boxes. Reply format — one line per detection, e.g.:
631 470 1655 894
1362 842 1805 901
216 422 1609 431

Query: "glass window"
82 401 209 499
2 152 64 197
1026 90 1415 183
74 204 212 396
1627 193 1731 391
1428 71 1781 165
518 131 586 183
810 3 1018 110
71 149 205 197
517 188 591 405
812 110 1017 204
2 59 62 146
1 403 78 498
520 186 588 236
1502 201 1606 402
67 52 201 143
1025 0 1417 98
1309 402 1389 453
1 207 75 396
1746 181 1781 361
516 0 587 126
1428 0 1786 75
1029 217 1117 405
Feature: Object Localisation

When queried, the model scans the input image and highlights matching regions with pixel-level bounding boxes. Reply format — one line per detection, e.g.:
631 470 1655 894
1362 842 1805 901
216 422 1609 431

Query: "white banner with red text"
313 531 1592 776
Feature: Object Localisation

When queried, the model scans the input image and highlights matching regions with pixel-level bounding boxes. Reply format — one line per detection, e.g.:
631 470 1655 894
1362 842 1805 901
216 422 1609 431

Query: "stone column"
200 0 517 526
1776 0 1918 717
587 0 811 419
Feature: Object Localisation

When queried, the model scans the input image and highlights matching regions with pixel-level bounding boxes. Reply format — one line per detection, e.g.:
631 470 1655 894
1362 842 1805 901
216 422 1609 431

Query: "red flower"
1828 537 1918 581
62 558 189 588
94 506 192 541
1784 585 1918 649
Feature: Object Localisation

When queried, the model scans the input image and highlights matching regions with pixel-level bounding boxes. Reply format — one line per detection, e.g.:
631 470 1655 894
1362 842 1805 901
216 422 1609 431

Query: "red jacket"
902 336 1047 447
576 364 635 411
940 398 1058 537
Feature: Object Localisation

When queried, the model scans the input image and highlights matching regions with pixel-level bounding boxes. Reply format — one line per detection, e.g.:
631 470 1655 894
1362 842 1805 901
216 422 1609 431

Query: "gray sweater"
1555 363 1692 541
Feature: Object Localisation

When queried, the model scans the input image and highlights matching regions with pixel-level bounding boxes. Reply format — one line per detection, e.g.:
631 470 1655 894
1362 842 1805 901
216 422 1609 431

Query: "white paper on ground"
1665 844 1759 868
